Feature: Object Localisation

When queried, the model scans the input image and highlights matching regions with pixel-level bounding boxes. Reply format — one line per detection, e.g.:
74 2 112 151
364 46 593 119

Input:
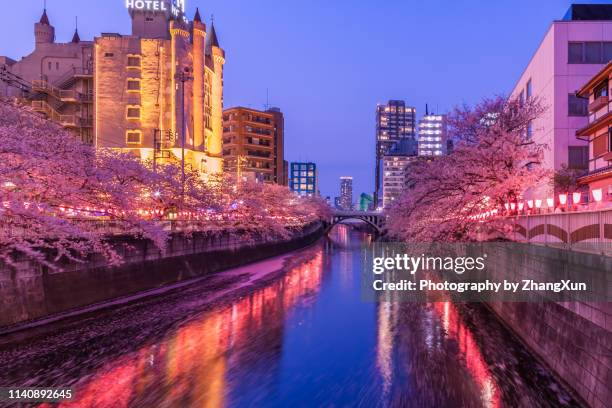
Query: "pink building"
511 4 612 198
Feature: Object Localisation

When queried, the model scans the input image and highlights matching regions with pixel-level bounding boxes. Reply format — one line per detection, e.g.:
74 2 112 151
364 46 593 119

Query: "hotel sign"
126 0 186 19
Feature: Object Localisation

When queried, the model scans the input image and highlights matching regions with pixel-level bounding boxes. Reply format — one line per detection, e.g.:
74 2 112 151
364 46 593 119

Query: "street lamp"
176 67 193 209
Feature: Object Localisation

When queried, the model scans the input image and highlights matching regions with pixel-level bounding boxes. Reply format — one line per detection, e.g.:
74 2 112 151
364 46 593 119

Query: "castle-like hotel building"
0 1 225 174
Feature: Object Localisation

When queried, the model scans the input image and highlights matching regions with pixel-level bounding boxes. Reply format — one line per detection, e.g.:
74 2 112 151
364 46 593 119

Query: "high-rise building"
375 100 416 206
418 113 448 156
383 139 418 208
222 107 285 184
0 2 225 175
289 162 317 196
339 176 353 210
510 3 612 196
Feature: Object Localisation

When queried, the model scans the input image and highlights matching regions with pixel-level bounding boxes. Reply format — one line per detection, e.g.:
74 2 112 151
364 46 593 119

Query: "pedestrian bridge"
326 210 385 234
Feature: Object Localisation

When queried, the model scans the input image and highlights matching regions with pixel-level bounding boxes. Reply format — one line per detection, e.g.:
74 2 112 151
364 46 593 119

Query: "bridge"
326 210 385 234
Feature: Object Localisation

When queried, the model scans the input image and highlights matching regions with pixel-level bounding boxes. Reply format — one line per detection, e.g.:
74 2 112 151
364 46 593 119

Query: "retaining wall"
0 223 323 330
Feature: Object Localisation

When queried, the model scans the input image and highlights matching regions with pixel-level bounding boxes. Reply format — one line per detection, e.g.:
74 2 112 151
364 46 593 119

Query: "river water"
0 225 580 407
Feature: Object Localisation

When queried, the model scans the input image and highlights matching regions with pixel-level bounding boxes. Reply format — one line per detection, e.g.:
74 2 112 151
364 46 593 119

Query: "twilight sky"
1 0 608 199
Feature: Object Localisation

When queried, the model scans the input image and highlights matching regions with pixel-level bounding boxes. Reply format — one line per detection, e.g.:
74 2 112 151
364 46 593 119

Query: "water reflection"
0 224 579 408
39 252 324 408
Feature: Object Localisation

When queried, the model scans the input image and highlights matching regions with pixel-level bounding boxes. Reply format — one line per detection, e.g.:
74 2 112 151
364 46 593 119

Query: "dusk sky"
2 0 608 198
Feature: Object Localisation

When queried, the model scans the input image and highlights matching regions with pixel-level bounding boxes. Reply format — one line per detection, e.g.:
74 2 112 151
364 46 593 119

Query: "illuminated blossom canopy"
386 95 548 242
0 100 329 269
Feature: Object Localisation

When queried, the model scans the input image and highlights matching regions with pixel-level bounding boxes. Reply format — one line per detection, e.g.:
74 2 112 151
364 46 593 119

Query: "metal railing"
31 100 76 127
509 208 612 255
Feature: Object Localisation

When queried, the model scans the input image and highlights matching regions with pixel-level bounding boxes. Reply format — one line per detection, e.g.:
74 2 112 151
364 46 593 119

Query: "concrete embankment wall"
483 244 611 408
0 223 323 330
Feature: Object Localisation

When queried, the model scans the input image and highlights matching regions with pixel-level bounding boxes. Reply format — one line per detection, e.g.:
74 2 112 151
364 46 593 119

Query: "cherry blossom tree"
386 95 548 242
0 100 328 269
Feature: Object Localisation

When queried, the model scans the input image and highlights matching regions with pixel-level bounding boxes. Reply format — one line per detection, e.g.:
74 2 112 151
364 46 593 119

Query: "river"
0 225 581 407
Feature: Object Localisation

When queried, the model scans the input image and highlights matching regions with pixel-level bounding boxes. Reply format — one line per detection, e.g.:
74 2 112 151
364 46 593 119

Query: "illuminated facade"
375 100 416 205
576 61 612 202
0 1 225 175
222 107 286 184
289 162 317 196
418 114 447 156
382 139 417 208
339 176 353 210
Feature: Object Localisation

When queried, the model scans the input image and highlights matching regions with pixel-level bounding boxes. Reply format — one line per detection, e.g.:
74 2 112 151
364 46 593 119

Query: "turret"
206 22 225 174
35 9 55 46
192 8 206 150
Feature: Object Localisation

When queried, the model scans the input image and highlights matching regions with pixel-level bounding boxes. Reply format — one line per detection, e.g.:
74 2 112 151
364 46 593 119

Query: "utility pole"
176 67 193 208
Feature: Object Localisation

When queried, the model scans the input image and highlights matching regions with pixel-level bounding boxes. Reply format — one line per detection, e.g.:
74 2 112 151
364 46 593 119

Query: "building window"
568 146 588 169
126 106 141 120
56 62 59 70
609 128 612 152
568 94 588 116
568 42 583 63
585 42 602 64
569 42 612 64
48 61 52 70
526 79 532 99
127 55 141 68
126 130 142 144
593 131 608 157
127 79 141 92
594 80 608 98
104 52 114 58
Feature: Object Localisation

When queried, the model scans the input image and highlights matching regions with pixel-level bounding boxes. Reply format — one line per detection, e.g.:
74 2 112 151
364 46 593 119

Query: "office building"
289 162 317 196
383 139 418 208
222 107 286 184
0 2 225 175
339 176 353 210
576 61 612 202
375 100 416 205
418 113 448 156
510 3 612 196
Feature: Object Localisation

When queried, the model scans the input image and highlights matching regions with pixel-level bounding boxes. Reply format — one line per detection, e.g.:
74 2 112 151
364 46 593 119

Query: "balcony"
589 95 608 112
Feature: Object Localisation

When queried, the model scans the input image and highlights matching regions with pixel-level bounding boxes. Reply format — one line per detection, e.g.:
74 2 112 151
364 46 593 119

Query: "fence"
509 208 612 255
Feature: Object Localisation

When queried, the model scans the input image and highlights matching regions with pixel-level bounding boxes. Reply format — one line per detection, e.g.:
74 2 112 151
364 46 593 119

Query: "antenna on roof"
75 16 78 30
425 103 429 116
264 88 270 110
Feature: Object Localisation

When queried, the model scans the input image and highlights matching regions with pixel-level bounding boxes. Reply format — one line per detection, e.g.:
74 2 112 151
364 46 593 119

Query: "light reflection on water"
0 224 578 407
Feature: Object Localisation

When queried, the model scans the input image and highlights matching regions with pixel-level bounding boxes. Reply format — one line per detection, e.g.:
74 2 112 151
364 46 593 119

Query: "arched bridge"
326 210 385 234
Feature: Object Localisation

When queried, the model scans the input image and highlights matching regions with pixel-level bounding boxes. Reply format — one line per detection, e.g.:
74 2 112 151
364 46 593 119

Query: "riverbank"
0 222 324 333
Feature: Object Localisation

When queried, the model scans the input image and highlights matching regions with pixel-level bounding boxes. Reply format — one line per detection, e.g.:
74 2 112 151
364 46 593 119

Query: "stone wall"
0 223 323 331
483 244 612 408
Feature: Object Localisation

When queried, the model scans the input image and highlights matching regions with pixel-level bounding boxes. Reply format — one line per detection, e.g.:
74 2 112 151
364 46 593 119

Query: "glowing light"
535 199 542 208
572 192 581 205
504 203 509 211
546 198 554 208
518 202 524 211
527 200 533 209
559 194 567 205
510 203 516 211
592 188 603 202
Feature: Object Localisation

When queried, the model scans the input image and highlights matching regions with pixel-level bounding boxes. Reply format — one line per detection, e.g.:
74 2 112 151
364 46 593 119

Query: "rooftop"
562 4 612 21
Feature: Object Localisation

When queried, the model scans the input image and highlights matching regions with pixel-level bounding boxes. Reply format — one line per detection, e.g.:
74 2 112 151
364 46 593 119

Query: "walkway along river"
0 225 581 407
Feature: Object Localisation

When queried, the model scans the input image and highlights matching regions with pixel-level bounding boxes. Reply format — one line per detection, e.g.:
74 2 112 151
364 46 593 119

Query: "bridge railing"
507 208 612 254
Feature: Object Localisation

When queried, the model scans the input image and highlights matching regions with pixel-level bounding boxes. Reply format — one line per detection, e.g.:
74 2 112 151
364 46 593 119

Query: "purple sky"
2 0 607 199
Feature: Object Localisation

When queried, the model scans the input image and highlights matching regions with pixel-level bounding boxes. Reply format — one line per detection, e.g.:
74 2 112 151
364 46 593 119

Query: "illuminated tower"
192 8 206 150
206 22 225 174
